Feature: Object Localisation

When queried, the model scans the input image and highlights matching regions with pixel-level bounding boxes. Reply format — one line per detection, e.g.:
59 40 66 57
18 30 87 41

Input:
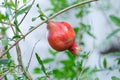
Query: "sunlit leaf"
23 0 27 3
33 67 41 74
48 49 57 56
43 58 54 64
107 28 120 39
0 13 7 21
109 15 120 27
9 0 15 9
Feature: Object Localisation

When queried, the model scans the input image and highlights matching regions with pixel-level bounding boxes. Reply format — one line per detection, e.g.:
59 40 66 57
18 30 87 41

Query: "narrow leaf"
14 4 32 17
103 58 107 69
107 28 120 39
110 15 120 27
35 53 47 75
87 31 96 39
43 58 54 64
2 38 8 47
48 49 57 56
14 20 22 33
12 34 21 39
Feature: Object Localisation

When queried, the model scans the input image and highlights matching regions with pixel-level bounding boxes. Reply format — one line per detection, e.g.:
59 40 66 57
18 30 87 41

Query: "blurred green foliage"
0 0 120 80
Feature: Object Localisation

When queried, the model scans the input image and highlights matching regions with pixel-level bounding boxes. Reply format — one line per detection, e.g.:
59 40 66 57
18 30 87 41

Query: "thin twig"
77 50 94 80
26 39 41 70
0 65 21 80
18 0 32 10
0 22 14 26
14 0 33 79
49 0 98 20
0 0 97 58
18 0 35 26
8 18 16 34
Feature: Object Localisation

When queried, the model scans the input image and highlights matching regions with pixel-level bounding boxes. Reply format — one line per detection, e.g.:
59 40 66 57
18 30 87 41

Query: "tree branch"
0 0 97 58
18 0 35 26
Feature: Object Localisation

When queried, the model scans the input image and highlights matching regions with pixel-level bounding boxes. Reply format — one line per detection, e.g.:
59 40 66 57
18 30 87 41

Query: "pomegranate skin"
47 21 75 51
68 43 82 56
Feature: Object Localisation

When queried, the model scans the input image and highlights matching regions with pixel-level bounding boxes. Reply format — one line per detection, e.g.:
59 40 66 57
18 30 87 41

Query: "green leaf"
43 58 54 64
0 59 10 64
79 52 89 59
14 20 22 33
32 17 38 22
14 4 32 17
33 67 41 74
111 76 120 80
116 58 120 65
9 0 15 9
107 28 120 39
29 26 34 30
87 31 96 39
0 13 7 21
50 0 57 7
12 34 21 39
65 50 75 60
35 53 47 76
36 3 40 8
74 27 79 34
36 76 47 80
103 58 107 69
39 15 45 20
109 15 120 27
0 27 7 34
23 0 27 3
53 69 63 78
36 4 46 21
95 77 99 80
2 38 8 47
76 10 83 18
48 49 57 56
60 60 75 67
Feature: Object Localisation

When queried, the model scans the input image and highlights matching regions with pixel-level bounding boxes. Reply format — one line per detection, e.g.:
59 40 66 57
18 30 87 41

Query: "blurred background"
0 0 120 80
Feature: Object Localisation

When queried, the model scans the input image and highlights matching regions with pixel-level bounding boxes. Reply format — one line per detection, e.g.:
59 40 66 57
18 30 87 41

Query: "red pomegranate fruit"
47 21 81 55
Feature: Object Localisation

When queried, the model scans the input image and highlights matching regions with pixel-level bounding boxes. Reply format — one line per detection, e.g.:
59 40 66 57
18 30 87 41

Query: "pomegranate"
47 21 81 55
